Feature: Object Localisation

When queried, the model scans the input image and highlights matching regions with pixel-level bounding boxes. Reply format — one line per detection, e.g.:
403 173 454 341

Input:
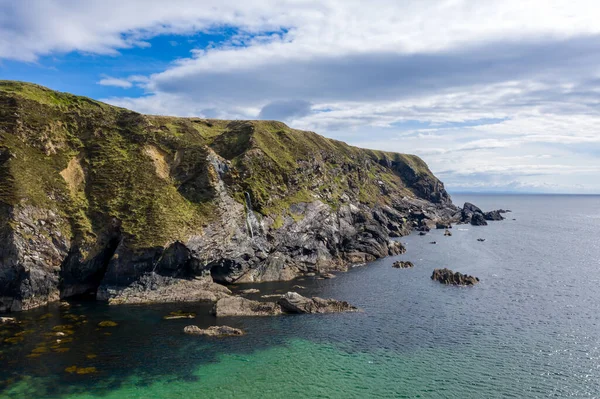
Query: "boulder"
431 268 480 286
392 261 414 269
277 292 357 314
184 325 244 337
444 229 452 236
211 296 282 317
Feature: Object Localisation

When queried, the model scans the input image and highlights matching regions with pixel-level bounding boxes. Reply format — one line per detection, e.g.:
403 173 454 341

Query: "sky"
1 0 600 193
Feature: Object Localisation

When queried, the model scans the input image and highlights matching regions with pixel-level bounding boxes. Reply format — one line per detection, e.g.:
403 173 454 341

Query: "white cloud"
97 77 133 89
3 0 600 192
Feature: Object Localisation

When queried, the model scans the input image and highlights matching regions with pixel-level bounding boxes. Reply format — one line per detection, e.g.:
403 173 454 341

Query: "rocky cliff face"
0 81 460 312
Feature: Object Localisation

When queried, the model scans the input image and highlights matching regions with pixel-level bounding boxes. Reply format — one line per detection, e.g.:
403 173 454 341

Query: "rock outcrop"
0 81 486 312
183 325 244 337
431 268 480 286
277 292 357 314
211 296 283 317
211 292 357 316
392 261 414 269
460 202 506 226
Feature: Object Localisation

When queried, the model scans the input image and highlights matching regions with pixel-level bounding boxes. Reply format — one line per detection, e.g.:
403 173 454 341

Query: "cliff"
0 81 459 312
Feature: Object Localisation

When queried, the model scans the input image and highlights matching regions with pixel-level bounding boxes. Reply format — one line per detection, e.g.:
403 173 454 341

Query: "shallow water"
1 194 599 398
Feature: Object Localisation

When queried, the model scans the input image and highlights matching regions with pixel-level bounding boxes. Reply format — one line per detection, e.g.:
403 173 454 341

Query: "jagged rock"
239 288 260 295
277 292 357 314
211 296 282 317
470 213 488 226
392 261 414 269
184 325 244 337
484 210 505 221
444 229 452 236
431 268 480 286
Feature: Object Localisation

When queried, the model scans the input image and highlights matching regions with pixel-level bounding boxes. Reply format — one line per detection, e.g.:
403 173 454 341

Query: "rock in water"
431 268 480 286
392 261 414 269
320 273 336 279
419 231 428 236
239 288 260 295
484 210 505 221
0 317 16 324
277 292 357 314
211 296 282 317
444 229 452 236
436 222 452 229
470 212 488 226
184 325 244 337
477 238 486 242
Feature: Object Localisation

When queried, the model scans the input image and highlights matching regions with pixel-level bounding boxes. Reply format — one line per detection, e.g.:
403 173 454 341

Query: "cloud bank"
2 0 600 192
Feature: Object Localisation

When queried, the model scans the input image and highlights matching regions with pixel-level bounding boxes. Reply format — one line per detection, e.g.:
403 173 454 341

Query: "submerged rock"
392 261 414 269
184 325 244 337
477 238 486 242
431 268 480 286
436 222 452 229
163 311 196 320
277 292 357 314
320 273 336 279
239 288 260 295
97 321 118 327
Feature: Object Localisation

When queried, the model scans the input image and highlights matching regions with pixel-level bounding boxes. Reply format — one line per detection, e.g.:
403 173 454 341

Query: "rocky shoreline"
0 82 506 313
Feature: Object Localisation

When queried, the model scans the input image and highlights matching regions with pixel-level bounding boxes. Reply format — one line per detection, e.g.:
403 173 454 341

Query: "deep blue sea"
1 194 599 398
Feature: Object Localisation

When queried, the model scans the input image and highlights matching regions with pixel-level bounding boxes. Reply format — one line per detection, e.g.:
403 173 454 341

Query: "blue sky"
1 0 600 193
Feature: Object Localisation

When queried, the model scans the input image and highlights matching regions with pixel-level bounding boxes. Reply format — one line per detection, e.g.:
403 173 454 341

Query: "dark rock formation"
431 268 480 286
436 222 452 229
184 325 244 337
477 238 486 242
392 261 414 269
484 210 505 221
419 231 428 236
277 292 357 314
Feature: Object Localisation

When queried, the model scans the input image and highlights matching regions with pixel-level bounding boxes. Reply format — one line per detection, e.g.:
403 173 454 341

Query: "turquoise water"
1 194 600 398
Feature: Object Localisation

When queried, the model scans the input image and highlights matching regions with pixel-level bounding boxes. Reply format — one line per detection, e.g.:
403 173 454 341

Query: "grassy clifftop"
0 81 447 251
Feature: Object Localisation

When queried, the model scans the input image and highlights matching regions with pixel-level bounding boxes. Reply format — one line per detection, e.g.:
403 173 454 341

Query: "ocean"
1 194 599 398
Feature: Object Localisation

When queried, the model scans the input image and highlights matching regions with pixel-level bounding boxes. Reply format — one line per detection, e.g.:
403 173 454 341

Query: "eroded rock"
431 268 480 286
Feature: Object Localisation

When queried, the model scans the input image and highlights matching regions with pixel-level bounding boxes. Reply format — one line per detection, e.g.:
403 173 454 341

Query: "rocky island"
0 81 501 313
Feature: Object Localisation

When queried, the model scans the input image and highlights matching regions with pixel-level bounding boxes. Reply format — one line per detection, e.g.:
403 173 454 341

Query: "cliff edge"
0 81 459 312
